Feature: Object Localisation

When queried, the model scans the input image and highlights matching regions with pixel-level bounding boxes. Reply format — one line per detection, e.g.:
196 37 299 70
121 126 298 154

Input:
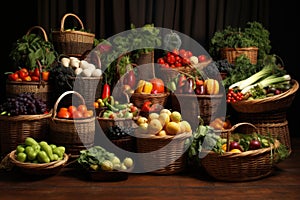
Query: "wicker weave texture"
221 47 258 64
130 92 170 108
136 131 192 174
51 13 95 57
0 112 51 156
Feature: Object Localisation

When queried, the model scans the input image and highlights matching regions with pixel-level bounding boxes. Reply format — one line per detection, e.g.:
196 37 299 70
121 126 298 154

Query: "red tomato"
175 61 182 68
166 54 175 64
19 68 29 79
150 78 165 93
172 49 179 55
8 73 19 81
157 58 165 64
186 51 193 58
33 67 40 77
179 49 186 57
198 55 207 62
31 76 40 82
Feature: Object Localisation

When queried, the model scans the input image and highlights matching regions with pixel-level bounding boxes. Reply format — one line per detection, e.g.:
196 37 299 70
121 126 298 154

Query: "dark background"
1 0 299 137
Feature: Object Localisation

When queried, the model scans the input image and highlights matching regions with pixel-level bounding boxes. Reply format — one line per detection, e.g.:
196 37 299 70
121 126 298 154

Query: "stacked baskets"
51 13 95 58
48 91 95 158
230 79 299 154
6 26 54 109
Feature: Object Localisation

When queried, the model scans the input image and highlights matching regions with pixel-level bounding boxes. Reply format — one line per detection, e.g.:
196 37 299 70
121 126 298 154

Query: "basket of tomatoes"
48 91 95 158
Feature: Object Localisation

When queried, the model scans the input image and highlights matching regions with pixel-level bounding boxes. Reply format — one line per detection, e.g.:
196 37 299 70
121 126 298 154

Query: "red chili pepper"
141 101 152 112
102 83 111 99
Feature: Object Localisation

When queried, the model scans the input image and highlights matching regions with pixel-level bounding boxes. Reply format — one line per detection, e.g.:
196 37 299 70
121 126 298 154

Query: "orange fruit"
83 110 94 118
77 104 88 114
72 110 83 119
57 108 71 119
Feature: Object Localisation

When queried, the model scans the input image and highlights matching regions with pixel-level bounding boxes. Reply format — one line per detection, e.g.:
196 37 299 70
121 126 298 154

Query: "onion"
229 141 243 151
249 139 261 150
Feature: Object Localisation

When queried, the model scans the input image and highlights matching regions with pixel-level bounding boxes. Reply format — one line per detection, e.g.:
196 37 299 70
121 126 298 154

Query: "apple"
198 54 207 62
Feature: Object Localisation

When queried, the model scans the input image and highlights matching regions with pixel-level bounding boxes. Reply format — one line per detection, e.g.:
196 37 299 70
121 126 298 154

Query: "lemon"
160 108 172 117
165 121 181 135
170 111 182 123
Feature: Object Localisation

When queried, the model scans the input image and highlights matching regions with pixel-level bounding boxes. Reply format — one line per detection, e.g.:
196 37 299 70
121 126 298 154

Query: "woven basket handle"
52 91 86 119
60 13 84 31
225 122 258 152
26 26 48 42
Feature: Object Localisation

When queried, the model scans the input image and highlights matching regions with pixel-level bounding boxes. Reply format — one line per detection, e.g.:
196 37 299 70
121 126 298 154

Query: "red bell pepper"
141 101 152 112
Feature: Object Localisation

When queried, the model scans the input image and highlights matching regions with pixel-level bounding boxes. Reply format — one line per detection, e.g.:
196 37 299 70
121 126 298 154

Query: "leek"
241 74 291 94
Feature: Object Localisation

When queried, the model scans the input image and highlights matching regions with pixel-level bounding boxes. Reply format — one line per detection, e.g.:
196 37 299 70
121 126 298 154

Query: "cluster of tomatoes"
226 89 244 103
7 67 49 82
57 105 94 119
157 48 207 68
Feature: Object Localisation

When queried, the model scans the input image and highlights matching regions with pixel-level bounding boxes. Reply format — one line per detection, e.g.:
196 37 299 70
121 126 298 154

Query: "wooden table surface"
1 137 300 200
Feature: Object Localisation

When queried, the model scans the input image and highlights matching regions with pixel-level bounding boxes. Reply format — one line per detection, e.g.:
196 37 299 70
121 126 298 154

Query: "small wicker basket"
51 13 95 57
9 150 69 176
200 122 281 182
135 131 192 175
130 92 170 109
220 47 258 64
49 91 95 158
0 112 52 157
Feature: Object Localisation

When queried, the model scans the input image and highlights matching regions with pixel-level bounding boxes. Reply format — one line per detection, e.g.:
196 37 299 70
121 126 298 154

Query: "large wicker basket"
230 79 299 113
0 112 52 157
200 122 281 182
51 13 95 57
49 91 95 158
9 150 69 176
135 131 192 175
220 47 258 64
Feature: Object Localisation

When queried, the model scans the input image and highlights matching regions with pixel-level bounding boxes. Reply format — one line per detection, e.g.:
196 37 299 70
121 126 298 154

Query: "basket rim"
9 150 69 169
203 139 280 158
131 92 170 97
135 130 192 140
221 46 259 51
230 79 299 106
0 110 52 121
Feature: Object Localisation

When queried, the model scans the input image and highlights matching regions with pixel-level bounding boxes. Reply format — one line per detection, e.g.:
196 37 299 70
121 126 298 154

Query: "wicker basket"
49 91 95 158
130 92 170 109
230 79 299 113
6 80 54 109
135 131 192 175
171 93 224 126
220 47 258 64
70 76 103 109
0 112 52 157
200 122 281 182
200 122 280 182
9 150 69 176
51 13 95 57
